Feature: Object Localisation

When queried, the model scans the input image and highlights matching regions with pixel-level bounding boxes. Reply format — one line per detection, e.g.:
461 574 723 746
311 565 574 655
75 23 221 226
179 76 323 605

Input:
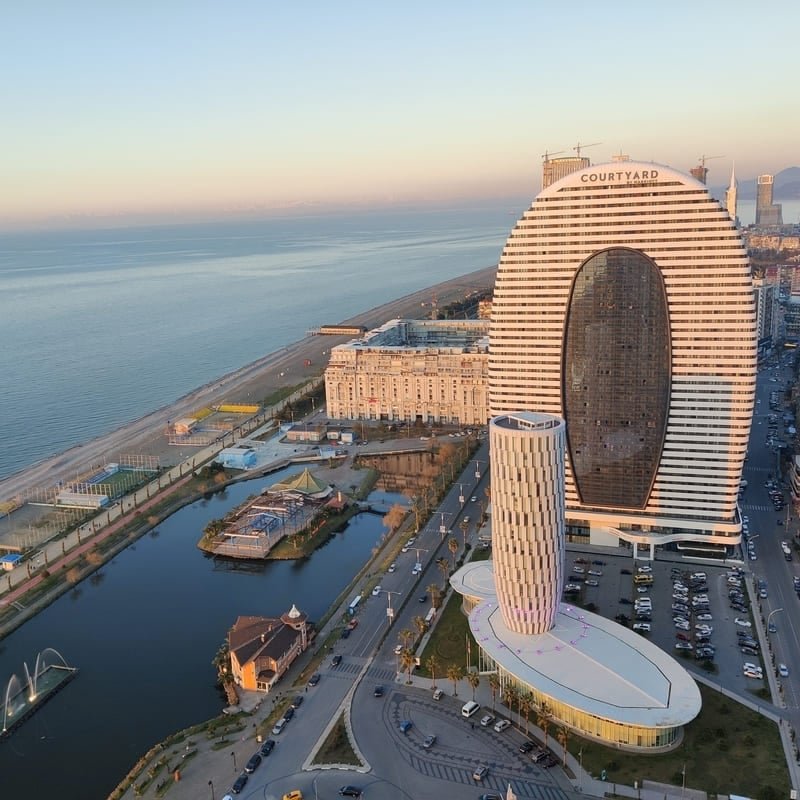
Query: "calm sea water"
0 206 516 480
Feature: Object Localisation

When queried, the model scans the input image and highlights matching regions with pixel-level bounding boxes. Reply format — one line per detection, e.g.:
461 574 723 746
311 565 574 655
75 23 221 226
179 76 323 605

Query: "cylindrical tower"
490 412 565 634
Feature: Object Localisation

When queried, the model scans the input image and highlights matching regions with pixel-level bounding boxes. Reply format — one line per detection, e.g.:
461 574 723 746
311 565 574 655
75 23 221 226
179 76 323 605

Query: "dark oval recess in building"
562 247 671 509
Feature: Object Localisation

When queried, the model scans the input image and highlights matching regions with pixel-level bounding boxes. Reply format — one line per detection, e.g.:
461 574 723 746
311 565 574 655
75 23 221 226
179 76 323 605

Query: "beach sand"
0 265 496 503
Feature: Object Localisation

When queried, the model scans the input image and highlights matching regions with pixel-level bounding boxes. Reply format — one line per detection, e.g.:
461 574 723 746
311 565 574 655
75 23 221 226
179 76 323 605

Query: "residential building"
542 155 590 189
489 159 757 554
756 174 783 226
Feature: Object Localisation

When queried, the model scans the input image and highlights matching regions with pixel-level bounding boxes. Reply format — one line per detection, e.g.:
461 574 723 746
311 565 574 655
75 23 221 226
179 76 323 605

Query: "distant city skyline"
3 1 799 229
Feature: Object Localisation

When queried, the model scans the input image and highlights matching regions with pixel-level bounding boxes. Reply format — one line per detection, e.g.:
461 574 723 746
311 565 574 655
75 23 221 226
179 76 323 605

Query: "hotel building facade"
489 160 757 553
325 319 489 426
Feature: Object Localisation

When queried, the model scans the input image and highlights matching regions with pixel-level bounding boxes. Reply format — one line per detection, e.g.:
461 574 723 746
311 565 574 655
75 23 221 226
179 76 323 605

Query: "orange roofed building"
228 605 310 693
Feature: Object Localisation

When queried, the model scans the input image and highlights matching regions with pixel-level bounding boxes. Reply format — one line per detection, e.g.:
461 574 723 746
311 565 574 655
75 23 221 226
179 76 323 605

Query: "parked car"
308 673 321 686
232 774 249 794
332 654 343 666
519 741 535 753
494 719 511 732
480 714 496 727
586 579 600 587
245 753 262 774
633 623 651 633
735 618 752 628
433 688 444 700
339 787 362 798
260 739 275 757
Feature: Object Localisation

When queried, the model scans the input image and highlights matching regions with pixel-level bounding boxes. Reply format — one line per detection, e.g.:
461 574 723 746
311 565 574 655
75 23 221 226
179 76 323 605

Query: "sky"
3 0 799 229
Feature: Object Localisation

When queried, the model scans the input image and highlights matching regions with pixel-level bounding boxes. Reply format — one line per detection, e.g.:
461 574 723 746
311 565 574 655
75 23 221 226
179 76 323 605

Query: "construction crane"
698 154 724 168
541 149 566 162
573 141 602 158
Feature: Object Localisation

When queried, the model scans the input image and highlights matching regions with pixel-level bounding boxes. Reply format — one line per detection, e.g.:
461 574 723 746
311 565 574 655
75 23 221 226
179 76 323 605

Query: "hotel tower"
488 159 757 554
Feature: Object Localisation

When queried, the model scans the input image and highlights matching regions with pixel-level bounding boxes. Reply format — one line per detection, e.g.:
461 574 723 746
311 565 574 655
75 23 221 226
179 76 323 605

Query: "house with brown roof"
228 605 310 693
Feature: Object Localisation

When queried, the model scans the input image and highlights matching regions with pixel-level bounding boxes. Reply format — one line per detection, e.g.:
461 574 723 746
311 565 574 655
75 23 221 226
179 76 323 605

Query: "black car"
259 739 275 757
244 753 262 774
592 559 607 566
418 594 428 603
283 706 295 721
373 685 385 697
339 787 362 797
291 695 304 708
519 740 535 753
619 597 632 605
331 654 342 667
479 794 503 800
542 755 558 768
568 575 585 583
308 673 321 686
341 628 351 639
232 773 248 794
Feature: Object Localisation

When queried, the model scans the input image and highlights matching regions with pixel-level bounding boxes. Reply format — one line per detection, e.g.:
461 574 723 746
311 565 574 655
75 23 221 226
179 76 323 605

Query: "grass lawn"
566 684 788 798
314 714 362 766
415 544 789 799
266 506 358 559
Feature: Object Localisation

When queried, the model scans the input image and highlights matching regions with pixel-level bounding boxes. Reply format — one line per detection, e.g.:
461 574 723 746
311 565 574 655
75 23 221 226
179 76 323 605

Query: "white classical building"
489 160 757 554
324 319 489 425
451 412 702 752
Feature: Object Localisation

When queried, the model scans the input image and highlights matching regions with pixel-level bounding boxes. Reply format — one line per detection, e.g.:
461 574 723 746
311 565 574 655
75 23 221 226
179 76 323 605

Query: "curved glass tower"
489 161 756 548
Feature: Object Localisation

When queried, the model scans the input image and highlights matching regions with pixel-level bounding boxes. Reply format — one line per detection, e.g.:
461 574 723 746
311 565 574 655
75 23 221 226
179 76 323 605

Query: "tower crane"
573 141 602 158
698 154 724 168
541 149 566 162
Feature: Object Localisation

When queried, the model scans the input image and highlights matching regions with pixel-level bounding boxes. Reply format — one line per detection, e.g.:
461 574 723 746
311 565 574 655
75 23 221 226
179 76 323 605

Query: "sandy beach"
0 264 496 505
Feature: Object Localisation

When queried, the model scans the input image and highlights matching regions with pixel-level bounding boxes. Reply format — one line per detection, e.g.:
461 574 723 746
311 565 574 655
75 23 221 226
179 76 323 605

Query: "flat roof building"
489 160 757 553
325 319 489 426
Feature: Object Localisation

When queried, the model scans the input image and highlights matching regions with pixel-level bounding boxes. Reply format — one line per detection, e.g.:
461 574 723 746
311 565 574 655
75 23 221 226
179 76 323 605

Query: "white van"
461 700 480 718
271 718 287 736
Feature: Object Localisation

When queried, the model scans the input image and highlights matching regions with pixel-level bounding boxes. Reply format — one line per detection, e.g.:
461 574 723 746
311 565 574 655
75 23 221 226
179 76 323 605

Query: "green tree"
412 615 427 639
400 648 416 684
466 671 480 700
427 583 442 610
426 654 441 689
537 702 553 750
448 537 459 570
447 663 464 696
437 557 450 590
488 673 501 713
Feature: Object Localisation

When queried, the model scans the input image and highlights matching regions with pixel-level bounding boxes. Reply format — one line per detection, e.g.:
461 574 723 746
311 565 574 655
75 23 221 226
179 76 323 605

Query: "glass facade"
562 247 671 509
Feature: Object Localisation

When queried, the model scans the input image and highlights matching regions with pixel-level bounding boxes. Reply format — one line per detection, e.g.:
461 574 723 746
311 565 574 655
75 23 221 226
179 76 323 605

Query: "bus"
424 607 436 626
634 574 654 585
348 595 362 616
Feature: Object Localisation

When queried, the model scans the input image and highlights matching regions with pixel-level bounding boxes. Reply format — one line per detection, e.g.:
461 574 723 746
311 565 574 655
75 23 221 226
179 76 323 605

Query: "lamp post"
231 751 237 772
578 748 583 793
768 607 784 633
208 779 215 800
681 762 686 800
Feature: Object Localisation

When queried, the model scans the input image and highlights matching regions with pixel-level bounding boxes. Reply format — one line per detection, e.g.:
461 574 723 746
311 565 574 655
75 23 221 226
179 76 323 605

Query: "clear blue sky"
3 0 798 228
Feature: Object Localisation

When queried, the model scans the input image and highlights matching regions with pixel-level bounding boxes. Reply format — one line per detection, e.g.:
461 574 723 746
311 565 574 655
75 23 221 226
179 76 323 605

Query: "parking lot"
564 548 768 695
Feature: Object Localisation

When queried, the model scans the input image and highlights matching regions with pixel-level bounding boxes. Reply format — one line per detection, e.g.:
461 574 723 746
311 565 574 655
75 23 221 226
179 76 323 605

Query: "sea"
0 204 517 481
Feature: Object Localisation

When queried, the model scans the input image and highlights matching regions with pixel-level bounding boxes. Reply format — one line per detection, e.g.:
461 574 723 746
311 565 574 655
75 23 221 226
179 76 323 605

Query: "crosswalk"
741 503 784 513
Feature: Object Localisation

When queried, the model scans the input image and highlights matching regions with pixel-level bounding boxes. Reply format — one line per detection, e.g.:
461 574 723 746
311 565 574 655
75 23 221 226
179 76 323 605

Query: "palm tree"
537 702 553 750
488 673 500 713
400 648 416 684
412 615 427 639
399 628 414 650
519 692 533 735
427 583 442 610
466 671 480 700
502 684 519 725
448 537 459 569
459 517 469 548
447 663 464 696
556 724 570 766
426 654 440 689
437 557 450 590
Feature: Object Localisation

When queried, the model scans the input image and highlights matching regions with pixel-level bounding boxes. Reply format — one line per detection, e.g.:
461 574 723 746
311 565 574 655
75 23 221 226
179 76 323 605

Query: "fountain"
2 648 77 737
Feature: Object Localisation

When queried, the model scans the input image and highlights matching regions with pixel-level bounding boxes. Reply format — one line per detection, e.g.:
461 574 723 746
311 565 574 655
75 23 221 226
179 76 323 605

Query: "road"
741 353 800 754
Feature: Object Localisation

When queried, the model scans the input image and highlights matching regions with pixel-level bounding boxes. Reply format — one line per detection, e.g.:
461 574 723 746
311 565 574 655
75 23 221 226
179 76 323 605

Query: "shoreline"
0 263 496 504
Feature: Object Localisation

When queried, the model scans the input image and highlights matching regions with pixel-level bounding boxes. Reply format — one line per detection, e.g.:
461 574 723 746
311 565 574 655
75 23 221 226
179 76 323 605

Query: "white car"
637 565 652 573
632 623 651 633
412 564 422 575
636 586 650 594
372 585 382 596
394 644 403 655
494 719 511 732
734 618 752 628
779 664 790 677
585 579 599 587
387 563 396 573
471 495 478 502
588 569 603 577
480 714 495 728
696 614 713 621
572 566 585 574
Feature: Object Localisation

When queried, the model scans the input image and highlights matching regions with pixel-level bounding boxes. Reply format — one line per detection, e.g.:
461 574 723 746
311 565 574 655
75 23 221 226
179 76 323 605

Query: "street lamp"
208 779 215 800
768 607 784 633
231 751 237 771
578 748 583 793
680 763 686 800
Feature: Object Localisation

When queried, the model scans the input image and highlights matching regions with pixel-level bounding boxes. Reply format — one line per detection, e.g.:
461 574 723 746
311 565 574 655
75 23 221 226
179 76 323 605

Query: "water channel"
0 468 397 800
